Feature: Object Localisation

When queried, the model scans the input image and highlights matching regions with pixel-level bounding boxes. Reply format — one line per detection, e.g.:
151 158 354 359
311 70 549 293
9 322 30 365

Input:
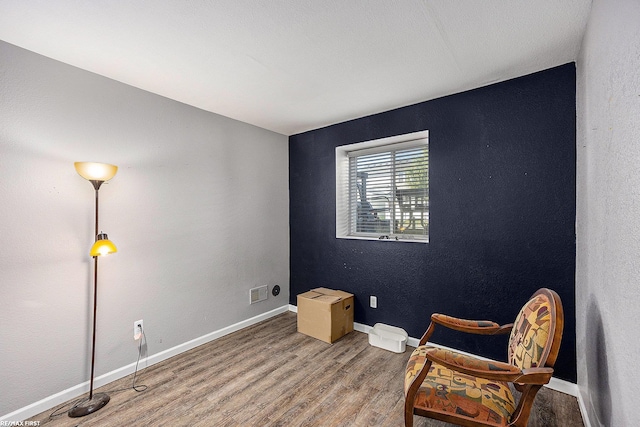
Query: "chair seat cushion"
405 348 516 425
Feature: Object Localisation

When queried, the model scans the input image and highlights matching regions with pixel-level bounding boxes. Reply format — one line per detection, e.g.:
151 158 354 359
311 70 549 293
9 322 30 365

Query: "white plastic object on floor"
368 323 408 353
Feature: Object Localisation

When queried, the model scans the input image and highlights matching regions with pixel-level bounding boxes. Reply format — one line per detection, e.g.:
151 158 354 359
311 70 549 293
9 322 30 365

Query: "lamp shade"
74 162 118 182
90 233 118 257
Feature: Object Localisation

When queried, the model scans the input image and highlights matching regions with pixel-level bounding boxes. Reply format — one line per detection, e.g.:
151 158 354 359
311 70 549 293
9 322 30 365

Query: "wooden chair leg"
404 356 432 427
404 401 414 427
404 378 416 427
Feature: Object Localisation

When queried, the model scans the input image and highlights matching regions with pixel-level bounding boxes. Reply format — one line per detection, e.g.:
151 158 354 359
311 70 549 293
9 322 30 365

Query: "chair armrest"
431 314 513 335
423 347 554 384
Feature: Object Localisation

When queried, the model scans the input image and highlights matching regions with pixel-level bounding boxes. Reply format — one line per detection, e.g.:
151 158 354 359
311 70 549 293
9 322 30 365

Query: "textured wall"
290 64 577 382
0 41 289 416
576 0 640 425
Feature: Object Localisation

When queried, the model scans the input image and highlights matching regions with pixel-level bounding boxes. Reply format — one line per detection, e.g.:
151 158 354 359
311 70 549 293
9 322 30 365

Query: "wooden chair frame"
404 288 564 427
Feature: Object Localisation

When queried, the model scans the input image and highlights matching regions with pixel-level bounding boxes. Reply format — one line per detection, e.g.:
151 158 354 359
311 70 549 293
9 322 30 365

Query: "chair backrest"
507 288 564 370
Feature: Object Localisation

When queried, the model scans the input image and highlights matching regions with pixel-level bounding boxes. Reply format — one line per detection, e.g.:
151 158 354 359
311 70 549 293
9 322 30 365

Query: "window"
336 130 429 242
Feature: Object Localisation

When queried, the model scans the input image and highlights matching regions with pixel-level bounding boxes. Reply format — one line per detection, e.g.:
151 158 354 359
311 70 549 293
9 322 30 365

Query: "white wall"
576 0 640 426
0 41 289 417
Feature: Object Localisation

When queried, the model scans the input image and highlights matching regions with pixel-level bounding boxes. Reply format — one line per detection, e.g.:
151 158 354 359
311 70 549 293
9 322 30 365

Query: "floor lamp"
69 161 118 418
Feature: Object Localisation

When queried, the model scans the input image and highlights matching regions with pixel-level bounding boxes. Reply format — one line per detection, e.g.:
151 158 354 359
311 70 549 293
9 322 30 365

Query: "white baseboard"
576 388 594 427
1 305 290 423
546 376 578 396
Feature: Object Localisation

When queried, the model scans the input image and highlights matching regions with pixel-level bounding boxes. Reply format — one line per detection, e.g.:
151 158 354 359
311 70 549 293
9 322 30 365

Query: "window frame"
335 130 429 243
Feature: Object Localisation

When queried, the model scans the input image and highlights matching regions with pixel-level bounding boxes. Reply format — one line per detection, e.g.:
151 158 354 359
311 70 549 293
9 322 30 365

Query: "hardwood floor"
28 312 583 426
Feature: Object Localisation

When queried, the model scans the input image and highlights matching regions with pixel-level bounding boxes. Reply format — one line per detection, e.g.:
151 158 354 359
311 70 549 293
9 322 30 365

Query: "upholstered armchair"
404 288 564 427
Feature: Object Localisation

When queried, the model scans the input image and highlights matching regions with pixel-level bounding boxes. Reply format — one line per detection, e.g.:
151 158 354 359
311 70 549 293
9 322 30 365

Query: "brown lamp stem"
88 186 99 400
88 256 98 400
94 187 100 236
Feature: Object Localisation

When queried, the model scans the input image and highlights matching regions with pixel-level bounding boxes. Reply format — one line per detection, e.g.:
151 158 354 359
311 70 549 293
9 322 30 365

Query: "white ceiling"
0 1 592 135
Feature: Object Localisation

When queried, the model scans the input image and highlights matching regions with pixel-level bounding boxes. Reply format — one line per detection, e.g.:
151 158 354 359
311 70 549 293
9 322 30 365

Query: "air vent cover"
250 285 268 304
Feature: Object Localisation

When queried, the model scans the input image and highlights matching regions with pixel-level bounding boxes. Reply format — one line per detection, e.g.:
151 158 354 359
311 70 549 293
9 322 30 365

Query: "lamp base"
68 392 110 417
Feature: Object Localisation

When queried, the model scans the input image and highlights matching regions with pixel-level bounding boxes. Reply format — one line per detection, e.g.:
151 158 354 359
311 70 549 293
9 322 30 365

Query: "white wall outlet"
134 319 143 340
370 296 378 309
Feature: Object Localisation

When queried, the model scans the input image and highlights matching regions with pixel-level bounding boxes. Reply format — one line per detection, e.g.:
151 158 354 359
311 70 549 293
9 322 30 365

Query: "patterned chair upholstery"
404 288 563 427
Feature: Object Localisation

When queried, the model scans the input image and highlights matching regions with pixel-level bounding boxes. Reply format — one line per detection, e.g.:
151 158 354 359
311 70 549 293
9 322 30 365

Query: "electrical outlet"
370 296 378 309
134 319 143 340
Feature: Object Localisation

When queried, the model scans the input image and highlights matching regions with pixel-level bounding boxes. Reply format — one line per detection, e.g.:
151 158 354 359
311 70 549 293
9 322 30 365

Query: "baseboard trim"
577 388 594 427
1 305 290 422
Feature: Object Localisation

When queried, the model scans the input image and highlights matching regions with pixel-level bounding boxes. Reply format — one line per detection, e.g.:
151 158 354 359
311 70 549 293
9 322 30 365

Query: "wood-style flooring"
28 312 583 426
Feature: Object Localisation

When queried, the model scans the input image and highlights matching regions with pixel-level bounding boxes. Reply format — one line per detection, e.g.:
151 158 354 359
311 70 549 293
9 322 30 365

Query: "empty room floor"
28 312 583 426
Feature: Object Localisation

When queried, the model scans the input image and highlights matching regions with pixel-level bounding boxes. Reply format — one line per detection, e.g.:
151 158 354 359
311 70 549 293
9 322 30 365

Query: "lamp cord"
47 331 149 419
132 331 148 392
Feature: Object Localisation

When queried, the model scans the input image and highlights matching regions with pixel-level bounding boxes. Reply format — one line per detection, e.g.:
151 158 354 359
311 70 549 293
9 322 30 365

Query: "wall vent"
250 285 268 304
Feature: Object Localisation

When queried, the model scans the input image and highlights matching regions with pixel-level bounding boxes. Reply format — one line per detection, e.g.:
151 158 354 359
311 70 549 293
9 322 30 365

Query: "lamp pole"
88 181 101 402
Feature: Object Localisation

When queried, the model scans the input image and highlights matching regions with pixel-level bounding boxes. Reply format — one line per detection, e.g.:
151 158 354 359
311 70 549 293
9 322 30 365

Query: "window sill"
336 234 429 244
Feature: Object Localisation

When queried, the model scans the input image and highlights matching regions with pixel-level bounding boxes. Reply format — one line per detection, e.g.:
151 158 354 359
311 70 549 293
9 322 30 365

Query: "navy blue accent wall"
289 63 576 382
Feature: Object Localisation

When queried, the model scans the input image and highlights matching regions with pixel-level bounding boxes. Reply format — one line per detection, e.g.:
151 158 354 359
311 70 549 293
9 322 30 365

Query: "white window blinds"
337 134 429 242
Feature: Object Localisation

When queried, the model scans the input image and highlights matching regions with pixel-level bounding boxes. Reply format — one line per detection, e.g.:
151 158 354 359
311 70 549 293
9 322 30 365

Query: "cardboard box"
297 288 354 343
